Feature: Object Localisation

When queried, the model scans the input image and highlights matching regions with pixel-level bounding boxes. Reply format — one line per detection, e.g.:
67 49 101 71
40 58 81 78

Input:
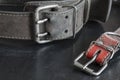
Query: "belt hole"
64 29 68 33
65 15 68 19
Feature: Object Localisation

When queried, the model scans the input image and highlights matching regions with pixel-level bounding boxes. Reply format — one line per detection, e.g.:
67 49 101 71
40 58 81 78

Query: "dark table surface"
0 4 120 80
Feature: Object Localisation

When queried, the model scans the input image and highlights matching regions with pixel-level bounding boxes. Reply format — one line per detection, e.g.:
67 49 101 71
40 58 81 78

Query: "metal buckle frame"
74 51 108 76
74 41 115 76
35 4 61 44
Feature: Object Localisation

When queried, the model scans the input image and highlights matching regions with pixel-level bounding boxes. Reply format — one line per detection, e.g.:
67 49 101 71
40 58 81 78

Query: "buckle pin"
37 32 48 37
36 18 48 24
83 53 97 69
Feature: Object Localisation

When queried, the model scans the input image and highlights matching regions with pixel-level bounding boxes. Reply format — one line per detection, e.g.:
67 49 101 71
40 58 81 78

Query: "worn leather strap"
0 0 85 41
86 28 120 65
0 0 112 43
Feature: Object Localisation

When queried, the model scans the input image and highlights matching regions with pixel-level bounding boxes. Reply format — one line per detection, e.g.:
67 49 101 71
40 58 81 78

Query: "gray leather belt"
0 0 112 44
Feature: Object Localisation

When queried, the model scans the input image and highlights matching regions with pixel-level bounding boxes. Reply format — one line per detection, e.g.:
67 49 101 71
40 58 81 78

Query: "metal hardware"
72 6 77 38
104 32 120 37
35 4 61 44
74 51 108 76
84 0 91 23
74 40 117 76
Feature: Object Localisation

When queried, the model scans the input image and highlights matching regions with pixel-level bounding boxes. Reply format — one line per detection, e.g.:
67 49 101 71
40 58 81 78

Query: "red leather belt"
74 28 120 76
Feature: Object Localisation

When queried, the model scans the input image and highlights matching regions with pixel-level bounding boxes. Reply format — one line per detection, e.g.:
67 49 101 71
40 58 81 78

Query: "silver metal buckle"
74 51 108 76
74 41 116 76
35 4 61 44
104 32 120 37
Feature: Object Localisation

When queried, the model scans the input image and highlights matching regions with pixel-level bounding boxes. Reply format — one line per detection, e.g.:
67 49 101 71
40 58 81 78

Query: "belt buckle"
74 52 108 76
74 41 115 76
34 4 61 44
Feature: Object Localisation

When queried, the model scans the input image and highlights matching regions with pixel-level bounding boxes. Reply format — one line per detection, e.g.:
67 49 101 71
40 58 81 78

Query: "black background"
0 3 119 80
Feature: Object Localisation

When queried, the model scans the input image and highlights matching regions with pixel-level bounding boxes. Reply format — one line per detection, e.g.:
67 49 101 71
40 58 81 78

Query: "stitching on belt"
0 13 30 16
0 35 31 39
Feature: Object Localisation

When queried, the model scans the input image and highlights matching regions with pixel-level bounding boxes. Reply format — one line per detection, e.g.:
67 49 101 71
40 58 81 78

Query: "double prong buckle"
35 4 61 44
74 41 115 76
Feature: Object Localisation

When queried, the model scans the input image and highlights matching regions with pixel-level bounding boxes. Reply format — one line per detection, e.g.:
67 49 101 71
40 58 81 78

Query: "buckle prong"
83 53 98 69
37 32 48 37
37 18 48 24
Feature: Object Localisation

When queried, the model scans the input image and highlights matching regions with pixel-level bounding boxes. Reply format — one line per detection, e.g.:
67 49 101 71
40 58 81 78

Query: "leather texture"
0 0 112 43
0 0 85 41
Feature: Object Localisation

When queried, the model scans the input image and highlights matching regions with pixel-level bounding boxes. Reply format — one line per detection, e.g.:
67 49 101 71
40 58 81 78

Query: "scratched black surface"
0 5 120 80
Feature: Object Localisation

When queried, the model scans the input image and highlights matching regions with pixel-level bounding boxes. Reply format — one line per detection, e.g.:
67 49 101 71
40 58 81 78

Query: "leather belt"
74 28 120 76
0 0 112 44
